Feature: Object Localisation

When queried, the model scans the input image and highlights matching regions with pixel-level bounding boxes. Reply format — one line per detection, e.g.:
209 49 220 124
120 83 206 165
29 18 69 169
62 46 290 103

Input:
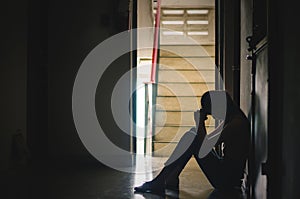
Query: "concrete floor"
0 156 245 199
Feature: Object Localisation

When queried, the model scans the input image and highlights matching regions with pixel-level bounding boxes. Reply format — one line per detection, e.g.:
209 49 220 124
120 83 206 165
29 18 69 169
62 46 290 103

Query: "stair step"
157 82 214 96
160 15 209 21
155 111 215 127
159 57 215 70
155 111 196 126
154 126 216 142
153 142 177 157
160 34 214 45
160 45 215 57
160 26 210 37
160 20 214 34
153 3 216 157
156 96 201 111
154 126 193 141
158 70 215 83
159 0 215 8
153 123 216 157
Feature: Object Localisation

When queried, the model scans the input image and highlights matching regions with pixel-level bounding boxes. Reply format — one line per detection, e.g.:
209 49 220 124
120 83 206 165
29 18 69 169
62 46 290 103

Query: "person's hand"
199 109 208 121
194 110 200 127
194 109 208 128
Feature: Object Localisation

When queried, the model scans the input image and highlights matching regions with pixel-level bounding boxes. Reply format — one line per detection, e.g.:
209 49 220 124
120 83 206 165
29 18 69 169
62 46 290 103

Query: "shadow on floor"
134 189 246 199
0 157 247 199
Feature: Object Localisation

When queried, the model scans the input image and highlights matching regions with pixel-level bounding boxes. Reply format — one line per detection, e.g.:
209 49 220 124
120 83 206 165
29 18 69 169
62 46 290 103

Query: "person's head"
201 90 237 120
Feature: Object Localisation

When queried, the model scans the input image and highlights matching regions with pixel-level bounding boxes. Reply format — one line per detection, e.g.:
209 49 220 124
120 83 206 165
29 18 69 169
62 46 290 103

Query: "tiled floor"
0 156 246 199
133 156 214 199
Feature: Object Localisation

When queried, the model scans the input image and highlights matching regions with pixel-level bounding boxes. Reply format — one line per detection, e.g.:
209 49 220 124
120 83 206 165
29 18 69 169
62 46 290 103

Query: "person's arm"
194 109 208 142
207 121 225 144
211 118 243 146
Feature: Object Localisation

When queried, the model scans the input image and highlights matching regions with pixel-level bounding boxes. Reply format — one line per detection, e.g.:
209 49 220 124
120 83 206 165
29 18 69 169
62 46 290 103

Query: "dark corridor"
1 0 300 199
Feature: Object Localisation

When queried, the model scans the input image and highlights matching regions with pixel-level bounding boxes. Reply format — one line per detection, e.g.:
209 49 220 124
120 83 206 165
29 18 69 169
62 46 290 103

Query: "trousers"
163 129 246 190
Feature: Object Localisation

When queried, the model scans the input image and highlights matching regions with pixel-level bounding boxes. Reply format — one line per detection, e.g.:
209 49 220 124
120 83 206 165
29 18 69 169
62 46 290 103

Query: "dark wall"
268 0 300 198
280 38 300 198
274 1 300 198
47 0 130 158
240 0 252 115
1 0 131 168
27 0 48 159
0 1 28 170
47 0 108 157
221 0 240 101
240 0 300 198
253 45 268 199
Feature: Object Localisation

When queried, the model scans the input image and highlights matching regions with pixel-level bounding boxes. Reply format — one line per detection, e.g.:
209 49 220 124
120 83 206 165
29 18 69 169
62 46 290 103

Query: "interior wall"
0 0 28 170
47 0 130 158
222 0 240 101
240 0 300 198
253 46 268 199
240 0 252 116
27 0 48 159
0 0 131 168
137 0 153 58
240 1 270 198
265 0 300 198
280 37 300 199
279 2 300 198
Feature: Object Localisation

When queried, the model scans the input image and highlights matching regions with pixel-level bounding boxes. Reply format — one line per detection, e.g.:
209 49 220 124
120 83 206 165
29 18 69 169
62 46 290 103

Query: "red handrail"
150 0 161 83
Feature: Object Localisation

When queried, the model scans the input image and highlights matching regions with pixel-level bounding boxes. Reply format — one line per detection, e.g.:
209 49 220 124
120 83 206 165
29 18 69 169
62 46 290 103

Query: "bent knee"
181 128 197 139
188 127 197 135
179 128 198 144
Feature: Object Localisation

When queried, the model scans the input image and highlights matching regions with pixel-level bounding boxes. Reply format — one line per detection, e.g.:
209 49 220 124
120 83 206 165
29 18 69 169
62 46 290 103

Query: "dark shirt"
218 115 251 161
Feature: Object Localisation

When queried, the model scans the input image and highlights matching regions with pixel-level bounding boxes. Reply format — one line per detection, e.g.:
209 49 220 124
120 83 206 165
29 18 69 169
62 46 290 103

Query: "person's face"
202 106 223 120
201 106 211 116
211 111 225 121
201 92 227 121
211 114 222 120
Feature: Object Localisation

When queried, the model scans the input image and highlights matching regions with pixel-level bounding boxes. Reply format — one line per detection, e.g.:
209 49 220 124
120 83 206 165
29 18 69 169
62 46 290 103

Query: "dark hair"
201 90 239 123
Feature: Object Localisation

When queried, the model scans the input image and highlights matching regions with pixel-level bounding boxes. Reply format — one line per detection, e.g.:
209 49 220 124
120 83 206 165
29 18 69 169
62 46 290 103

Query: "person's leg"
193 150 245 190
193 149 224 189
134 128 202 193
162 128 200 190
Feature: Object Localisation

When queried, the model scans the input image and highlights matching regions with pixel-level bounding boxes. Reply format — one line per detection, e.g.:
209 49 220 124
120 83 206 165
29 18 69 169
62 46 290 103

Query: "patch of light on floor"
136 59 152 155
133 155 153 187
136 84 145 155
133 155 168 187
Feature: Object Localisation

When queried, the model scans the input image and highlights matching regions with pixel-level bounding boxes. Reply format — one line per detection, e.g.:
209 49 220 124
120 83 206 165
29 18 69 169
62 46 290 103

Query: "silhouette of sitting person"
134 90 250 196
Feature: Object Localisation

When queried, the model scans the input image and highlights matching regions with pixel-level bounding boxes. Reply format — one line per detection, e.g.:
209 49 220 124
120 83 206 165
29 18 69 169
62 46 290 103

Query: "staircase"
152 5 216 156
